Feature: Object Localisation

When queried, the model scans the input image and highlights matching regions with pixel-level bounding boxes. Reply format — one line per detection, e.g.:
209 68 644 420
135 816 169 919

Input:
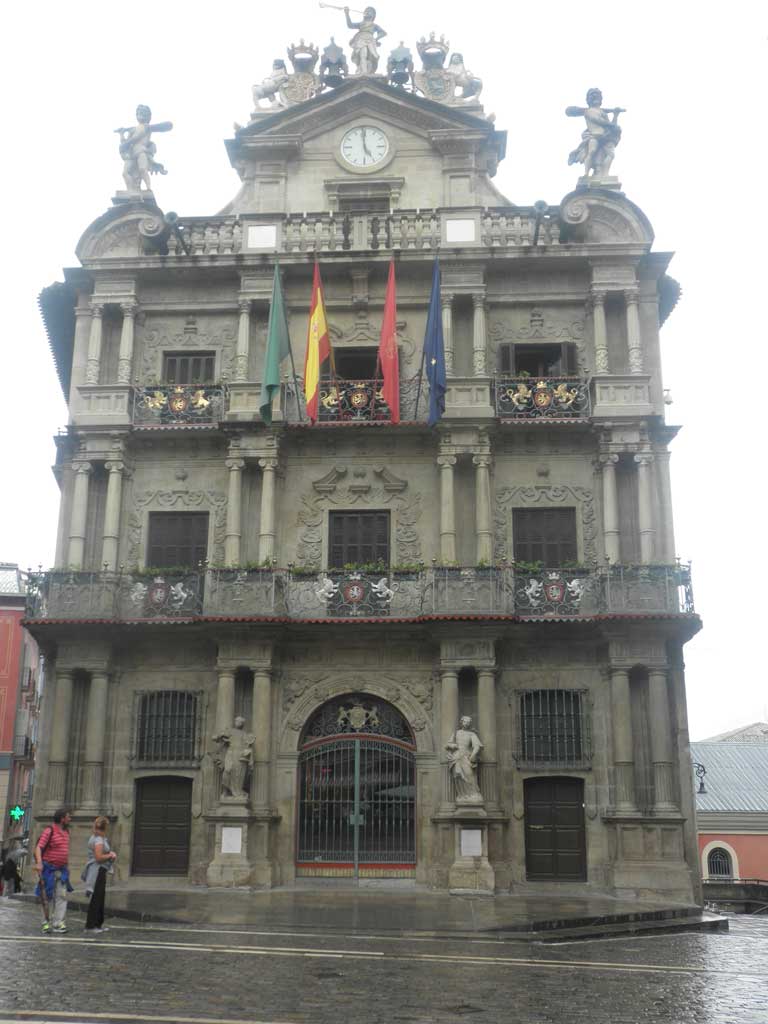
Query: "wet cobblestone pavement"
0 899 766 1024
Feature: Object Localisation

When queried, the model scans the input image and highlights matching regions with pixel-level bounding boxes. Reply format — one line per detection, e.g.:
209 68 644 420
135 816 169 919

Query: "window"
328 511 390 568
147 512 209 569
134 690 202 765
516 690 590 767
513 508 577 565
498 343 577 376
331 347 379 381
708 848 733 879
163 352 216 385
337 196 390 214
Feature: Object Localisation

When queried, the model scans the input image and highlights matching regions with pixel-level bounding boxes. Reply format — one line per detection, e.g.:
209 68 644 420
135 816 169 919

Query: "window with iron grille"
707 847 733 879
132 690 203 766
163 352 216 385
513 508 577 565
515 689 591 767
328 510 390 568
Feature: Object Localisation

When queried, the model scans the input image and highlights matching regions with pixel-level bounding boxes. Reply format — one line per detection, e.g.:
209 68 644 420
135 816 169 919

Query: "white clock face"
340 126 389 168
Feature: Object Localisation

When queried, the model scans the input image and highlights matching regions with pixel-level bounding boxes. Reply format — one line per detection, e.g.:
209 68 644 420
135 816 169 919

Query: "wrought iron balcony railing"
25 565 694 623
494 376 590 419
283 376 427 424
132 385 226 426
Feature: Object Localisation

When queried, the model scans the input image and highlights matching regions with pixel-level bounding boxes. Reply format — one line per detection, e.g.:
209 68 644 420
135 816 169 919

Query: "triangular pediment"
227 78 505 163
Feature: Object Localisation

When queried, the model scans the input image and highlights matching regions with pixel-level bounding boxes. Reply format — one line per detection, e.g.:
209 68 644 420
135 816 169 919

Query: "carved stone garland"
127 489 228 566
493 485 597 564
296 465 422 569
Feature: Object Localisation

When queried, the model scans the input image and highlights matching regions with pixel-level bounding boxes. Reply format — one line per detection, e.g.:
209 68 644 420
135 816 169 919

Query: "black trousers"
85 867 107 929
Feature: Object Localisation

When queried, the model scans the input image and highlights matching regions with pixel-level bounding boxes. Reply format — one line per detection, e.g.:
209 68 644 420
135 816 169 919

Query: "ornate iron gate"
296 694 416 878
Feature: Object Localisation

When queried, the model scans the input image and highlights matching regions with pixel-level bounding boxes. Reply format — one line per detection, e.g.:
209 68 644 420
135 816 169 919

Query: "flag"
423 258 447 426
304 262 332 423
259 264 292 426
377 260 400 424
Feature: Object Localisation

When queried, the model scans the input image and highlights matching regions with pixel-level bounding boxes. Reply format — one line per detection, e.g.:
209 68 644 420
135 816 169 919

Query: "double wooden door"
524 777 586 881
132 776 192 875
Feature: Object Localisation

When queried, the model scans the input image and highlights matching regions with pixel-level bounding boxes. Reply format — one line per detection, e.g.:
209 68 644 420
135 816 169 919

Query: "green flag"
259 264 292 425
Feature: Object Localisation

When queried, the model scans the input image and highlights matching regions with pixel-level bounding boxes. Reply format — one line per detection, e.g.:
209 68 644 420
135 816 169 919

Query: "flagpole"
277 260 304 422
414 257 437 421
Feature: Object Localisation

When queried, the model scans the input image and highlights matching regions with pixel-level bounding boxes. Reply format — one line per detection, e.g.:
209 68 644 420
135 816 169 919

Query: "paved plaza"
0 897 765 1024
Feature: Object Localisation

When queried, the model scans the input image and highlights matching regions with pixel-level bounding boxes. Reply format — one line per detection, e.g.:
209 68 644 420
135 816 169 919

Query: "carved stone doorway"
296 693 416 879
132 776 192 875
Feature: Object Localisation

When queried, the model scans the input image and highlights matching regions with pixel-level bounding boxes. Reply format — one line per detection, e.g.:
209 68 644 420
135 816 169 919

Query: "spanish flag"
377 260 400 424
303 262 333 423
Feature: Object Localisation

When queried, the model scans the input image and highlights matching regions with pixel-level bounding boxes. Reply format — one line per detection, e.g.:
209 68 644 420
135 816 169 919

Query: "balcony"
25 565 694 624
132 385 226 427
494 376 590 421
283 376 426 424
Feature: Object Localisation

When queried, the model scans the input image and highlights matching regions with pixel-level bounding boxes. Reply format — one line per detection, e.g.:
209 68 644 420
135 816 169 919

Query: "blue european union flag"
423 259 446 426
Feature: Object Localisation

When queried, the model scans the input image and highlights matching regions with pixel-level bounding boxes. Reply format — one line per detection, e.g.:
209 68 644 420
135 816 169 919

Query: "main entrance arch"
296 693 416 879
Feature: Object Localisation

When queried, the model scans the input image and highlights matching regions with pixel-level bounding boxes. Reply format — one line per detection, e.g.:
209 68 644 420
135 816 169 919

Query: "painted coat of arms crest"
280 41 321 105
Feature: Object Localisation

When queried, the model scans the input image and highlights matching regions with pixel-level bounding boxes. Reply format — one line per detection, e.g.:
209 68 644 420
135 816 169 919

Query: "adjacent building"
27 30 702 899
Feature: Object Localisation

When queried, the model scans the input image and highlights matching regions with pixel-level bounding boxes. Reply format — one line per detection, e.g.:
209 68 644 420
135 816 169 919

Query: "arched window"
708 847 733 879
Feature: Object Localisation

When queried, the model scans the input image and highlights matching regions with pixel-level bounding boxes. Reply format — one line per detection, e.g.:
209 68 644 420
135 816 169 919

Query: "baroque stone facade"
29 59 700 902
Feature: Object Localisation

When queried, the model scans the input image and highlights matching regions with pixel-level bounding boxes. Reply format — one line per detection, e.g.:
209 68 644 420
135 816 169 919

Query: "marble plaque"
221 826 243 854
460 828 482 857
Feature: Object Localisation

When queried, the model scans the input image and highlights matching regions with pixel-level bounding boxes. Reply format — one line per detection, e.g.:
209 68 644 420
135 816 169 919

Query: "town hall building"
28 23 702 900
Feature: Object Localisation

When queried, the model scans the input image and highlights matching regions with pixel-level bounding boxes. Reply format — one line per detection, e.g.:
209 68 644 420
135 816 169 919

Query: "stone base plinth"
205 802 252 888
446 809 495 895
577 175 622 192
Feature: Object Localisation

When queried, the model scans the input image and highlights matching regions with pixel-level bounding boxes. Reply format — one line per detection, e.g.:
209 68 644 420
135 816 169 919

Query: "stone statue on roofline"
566 89 625 185
252 60 291 110
115 105 173 193
343 6 386 74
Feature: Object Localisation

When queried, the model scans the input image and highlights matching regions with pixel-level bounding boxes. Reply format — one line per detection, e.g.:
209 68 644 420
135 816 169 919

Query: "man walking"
34 809 73 934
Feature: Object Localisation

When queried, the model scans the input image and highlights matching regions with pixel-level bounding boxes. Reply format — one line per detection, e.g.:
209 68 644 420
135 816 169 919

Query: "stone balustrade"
26 564 694 623
162 206 561 257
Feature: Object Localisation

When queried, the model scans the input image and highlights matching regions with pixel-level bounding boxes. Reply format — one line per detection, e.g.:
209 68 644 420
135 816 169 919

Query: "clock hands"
361 128 372 161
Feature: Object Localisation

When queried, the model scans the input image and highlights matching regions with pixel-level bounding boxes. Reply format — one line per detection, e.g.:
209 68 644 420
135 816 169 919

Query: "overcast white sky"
1 1 765 740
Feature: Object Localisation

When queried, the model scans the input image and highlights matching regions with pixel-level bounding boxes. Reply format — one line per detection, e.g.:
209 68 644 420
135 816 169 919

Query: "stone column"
437 455 457 563
600 453 620 562
251 669 272 810
258 458 278 563
81 671 109 809
85 304 104 385
224 458 245 566
441 291 454 375
440 669 459 809
625 288 644 374
472 293 487 375
655 451 676 563
591 290 609 373
235 299 251 382
101 460 124 570
116 301 137 384
648 669 678 812
477 668 498 805
634 453 656 564
473 454 493 564
610 668 639 814
46 669 74 807
215 669 236 738
67 462 92 570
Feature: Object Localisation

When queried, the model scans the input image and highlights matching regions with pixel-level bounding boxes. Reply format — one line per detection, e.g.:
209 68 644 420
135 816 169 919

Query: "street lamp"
692 761 707 794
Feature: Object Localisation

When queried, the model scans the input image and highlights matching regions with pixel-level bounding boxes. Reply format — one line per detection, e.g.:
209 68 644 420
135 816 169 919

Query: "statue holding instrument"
320 3 386 75
115 105 173 194
566 89 625 183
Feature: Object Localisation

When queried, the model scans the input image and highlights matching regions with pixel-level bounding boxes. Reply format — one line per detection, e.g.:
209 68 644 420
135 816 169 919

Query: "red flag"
377 261 400 424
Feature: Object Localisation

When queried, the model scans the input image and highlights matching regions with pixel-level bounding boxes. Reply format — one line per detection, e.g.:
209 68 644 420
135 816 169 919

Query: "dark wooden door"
132 776 192 875
524 777 586 881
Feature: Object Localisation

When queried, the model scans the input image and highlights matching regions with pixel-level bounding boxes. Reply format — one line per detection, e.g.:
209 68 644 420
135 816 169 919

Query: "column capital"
73 461 93 476
89 302 104 317
624 286 640 305
440 290 454 307
472 453 492 469
258 457 278 472
471 291 486 308
590 288 607 305
238 298 252 315
599 453 619 467
437 454 457 469
120 300 138 317
104 460 125 475
633 452 654 467
225 458 246 472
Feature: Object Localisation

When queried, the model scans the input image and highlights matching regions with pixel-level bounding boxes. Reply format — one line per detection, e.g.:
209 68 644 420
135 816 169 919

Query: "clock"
340 125 389 168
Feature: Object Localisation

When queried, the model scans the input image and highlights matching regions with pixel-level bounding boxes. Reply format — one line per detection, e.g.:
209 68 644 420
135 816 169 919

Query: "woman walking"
82 817 117 935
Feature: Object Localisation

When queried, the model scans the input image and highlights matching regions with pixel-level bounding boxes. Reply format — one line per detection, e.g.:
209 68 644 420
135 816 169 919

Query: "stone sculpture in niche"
116 105 173 193
566 89 625 180
445 716 483 804
213 716 254 799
